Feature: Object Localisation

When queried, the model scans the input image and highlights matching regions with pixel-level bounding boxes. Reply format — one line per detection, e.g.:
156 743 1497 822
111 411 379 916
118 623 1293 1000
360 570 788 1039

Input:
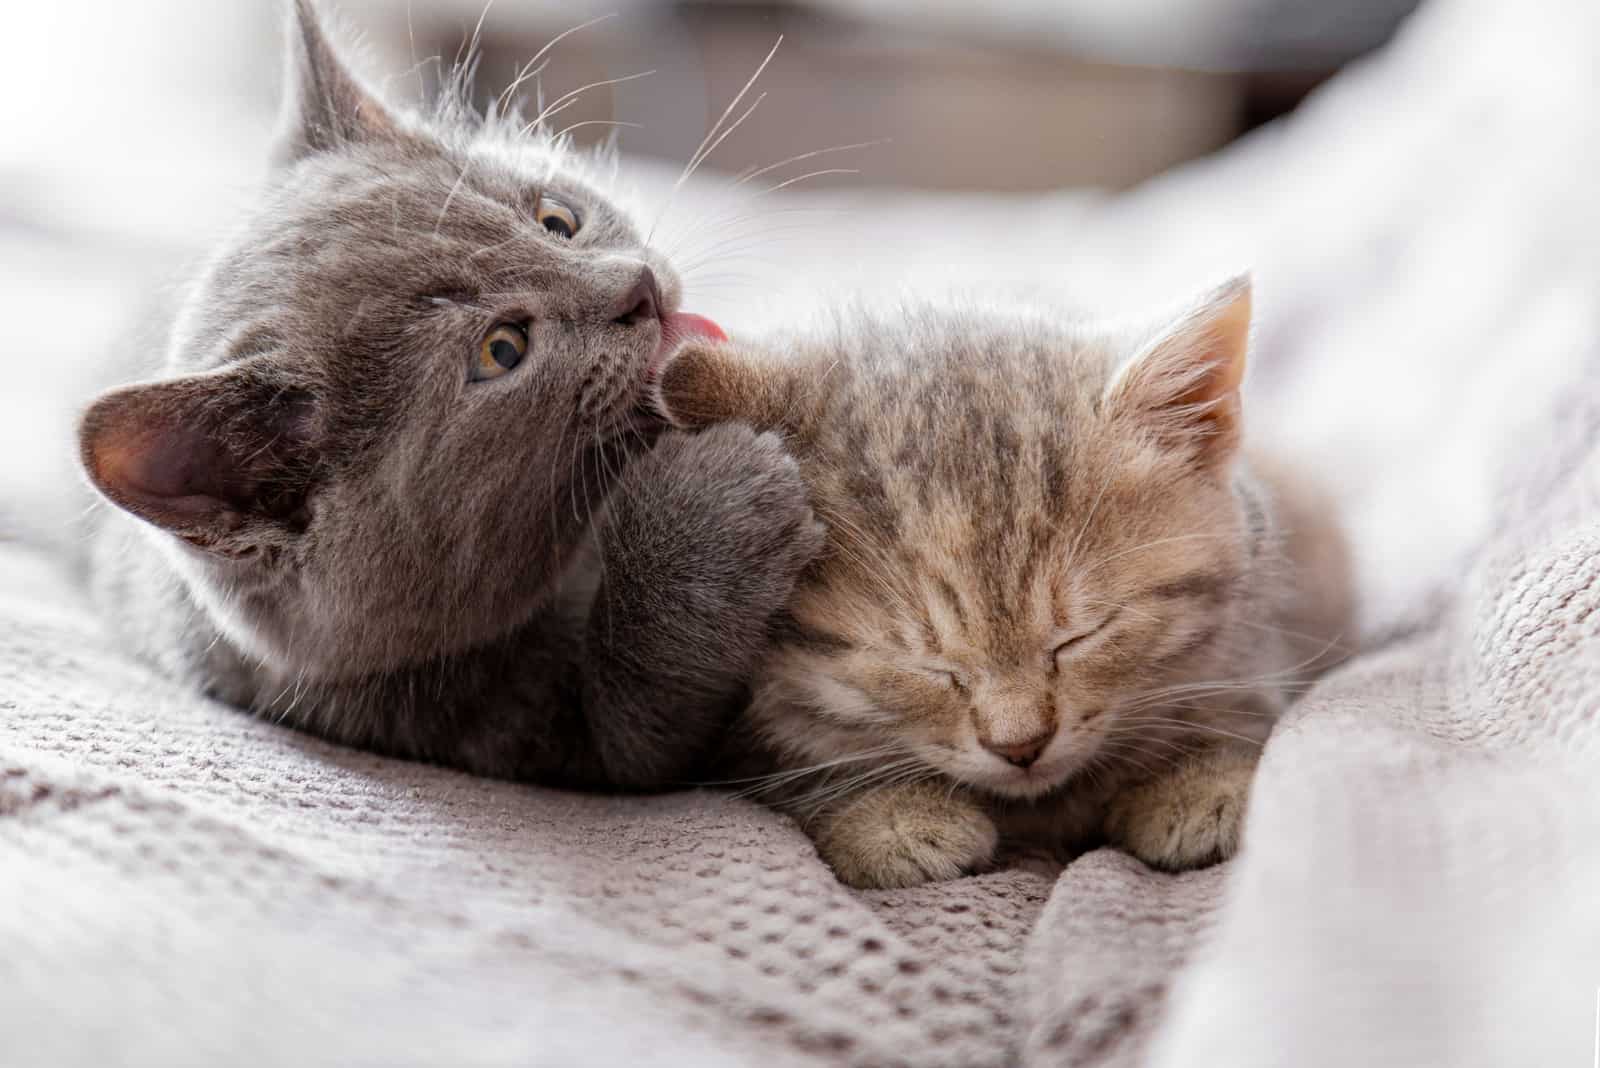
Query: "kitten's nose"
612 268 661 326
983 730 1054 769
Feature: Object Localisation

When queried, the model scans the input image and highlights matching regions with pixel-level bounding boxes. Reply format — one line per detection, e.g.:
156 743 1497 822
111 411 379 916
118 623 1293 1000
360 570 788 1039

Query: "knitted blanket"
3 0 1597 1063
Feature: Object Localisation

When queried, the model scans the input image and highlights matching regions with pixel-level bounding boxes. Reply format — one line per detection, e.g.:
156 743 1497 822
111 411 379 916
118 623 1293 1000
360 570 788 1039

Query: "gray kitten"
75 0 821 788
654 283 1353 887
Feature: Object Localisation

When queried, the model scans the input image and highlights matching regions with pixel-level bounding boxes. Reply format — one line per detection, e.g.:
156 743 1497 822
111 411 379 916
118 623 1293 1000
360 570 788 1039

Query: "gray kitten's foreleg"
578 425 825 787
271 426 819 789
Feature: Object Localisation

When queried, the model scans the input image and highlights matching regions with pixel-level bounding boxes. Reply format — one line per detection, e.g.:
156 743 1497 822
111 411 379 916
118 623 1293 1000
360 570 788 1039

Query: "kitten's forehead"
272 135 640 250
796 309 1237 652
173 126 668 376
807 313 1105 542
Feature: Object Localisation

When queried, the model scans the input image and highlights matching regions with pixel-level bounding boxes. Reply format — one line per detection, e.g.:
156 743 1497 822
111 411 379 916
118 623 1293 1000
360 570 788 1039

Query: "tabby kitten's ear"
1103 275 1252 467
274 0 401 166
653 342 793 431
79 366 322 558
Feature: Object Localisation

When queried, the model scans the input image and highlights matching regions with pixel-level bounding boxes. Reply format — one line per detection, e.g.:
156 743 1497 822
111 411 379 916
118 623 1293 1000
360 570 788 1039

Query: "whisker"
707 744 907 789
756 167 860 196
1063 465 1115 577
731 139 885 187
1108 717 1265 748
646 36 783 249
523 70 657 137
1095 737 1187 772
434 157 476 234
1078 533 1237 577
496 13 618 115
787 758 926 818
552 119 642 141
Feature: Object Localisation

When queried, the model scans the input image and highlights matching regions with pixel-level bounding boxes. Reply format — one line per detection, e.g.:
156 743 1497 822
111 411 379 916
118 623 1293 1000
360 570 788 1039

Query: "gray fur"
77 0 820 788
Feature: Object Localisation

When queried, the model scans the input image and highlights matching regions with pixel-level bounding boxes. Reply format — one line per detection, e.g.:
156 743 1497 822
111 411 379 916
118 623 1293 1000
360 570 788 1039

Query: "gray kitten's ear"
79 367 322 557
274 0 400 166
651 342 793 431
1103 275 1252 465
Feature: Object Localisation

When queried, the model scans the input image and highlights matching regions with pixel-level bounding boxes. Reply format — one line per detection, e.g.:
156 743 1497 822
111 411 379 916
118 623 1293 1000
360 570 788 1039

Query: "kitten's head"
78 1 720 680
657 282 1269 800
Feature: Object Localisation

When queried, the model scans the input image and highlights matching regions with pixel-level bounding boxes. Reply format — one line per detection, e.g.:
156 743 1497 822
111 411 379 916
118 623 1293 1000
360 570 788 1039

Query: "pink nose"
982 730 1054 769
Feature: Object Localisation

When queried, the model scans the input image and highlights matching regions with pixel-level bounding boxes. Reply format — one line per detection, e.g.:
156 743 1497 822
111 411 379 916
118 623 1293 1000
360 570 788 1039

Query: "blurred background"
0 0 1419 541
6 0 1418 232
329 0 1417 191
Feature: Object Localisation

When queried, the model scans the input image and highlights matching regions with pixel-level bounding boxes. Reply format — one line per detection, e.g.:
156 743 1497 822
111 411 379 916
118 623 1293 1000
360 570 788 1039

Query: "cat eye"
1050 609 1121 664
535 195 580 240
472 323 528 381
917 665 967 693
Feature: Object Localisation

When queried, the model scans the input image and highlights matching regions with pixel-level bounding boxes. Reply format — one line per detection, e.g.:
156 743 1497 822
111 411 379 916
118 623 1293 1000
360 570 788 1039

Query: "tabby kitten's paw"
1104 747 1259 871
815 781 999 890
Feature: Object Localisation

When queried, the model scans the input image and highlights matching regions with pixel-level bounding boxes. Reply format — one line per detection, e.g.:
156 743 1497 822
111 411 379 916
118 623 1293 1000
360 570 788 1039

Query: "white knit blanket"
3 0 1598 1063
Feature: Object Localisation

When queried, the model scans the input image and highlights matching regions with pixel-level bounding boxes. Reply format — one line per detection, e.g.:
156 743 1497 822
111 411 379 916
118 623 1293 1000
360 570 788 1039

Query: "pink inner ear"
1106 278 1252 462
82 376 317 542
1169 340 1245 413
88 416 239 526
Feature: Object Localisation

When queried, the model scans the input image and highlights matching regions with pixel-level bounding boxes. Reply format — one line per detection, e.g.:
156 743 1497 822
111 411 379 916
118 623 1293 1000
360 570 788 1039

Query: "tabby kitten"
654 281 1352 887
75 1 821 788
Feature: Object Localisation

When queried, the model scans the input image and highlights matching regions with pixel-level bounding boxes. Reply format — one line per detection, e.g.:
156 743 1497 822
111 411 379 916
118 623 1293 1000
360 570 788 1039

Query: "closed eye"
1050 609 1122 662
913 663 968 694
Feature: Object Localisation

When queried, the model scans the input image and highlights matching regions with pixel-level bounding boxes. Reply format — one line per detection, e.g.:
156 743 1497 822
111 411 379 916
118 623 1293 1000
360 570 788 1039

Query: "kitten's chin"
982 772 1074 801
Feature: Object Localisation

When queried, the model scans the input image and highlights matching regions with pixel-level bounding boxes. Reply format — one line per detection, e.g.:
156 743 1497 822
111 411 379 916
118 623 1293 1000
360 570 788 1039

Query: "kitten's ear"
79 366 322 557
1103 275 1252 466
274 0 400 166
652 342 793 431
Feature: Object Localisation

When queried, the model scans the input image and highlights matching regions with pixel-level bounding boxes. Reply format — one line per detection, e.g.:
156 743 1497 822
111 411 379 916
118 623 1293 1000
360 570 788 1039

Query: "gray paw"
583 426 823 787
598 424 824 680
629 425 825 600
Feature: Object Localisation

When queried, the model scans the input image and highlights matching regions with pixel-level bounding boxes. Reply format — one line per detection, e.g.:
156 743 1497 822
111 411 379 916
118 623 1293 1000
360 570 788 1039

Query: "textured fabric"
3 0 1598 1063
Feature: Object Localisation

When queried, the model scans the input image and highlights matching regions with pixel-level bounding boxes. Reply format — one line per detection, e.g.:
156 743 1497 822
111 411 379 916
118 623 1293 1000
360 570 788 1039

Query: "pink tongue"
661 312 727 346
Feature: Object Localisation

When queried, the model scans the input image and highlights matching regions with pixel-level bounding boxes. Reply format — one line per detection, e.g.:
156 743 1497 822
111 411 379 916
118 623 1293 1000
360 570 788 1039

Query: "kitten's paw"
1104 747 1258 871
651 341 729 428
815 782 998 890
